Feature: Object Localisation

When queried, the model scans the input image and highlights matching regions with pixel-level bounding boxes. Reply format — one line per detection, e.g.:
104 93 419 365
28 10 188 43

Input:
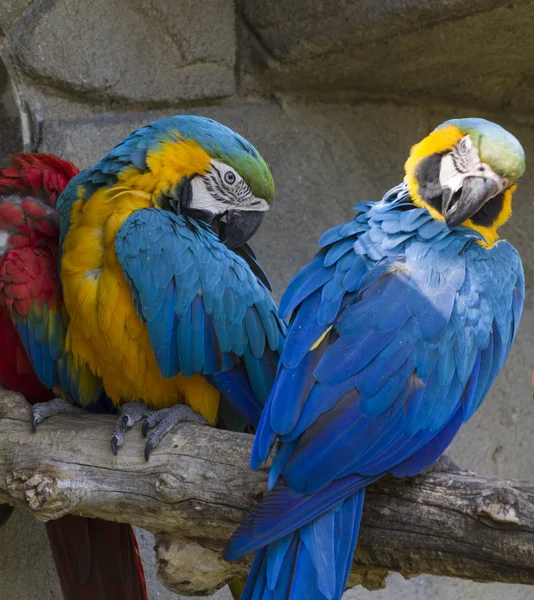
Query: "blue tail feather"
224 477 376 561
266 535 292 589
240 490 365 600
335 491 365 598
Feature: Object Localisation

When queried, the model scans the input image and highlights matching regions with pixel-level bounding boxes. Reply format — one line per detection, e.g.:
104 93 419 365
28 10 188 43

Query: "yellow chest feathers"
60 184 219 423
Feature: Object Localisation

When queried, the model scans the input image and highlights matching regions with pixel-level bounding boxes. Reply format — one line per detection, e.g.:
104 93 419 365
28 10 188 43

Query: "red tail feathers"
45 517 148 600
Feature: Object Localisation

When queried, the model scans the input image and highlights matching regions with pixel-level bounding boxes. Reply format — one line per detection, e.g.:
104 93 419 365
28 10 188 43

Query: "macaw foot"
142 404 207 461
111 402 150 456
32 398 86 433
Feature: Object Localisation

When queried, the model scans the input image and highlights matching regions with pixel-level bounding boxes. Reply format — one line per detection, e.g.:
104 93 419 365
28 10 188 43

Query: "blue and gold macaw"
225 118 525 599
27 115 284 459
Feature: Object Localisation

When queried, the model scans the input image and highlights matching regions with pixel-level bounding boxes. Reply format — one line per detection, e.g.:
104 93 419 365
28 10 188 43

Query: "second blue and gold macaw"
225 118 525 599
29 115 285 458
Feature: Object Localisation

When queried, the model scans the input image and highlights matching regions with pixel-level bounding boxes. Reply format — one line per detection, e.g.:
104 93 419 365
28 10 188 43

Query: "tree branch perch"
0 390 533 595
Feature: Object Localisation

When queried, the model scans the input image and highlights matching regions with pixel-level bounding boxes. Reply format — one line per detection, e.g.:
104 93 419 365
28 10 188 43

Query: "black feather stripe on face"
204 174 232 205
469 193 505 227
414 152 445 213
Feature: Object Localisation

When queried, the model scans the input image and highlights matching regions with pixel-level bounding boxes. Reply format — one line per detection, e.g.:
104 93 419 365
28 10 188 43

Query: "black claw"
141 419 150 438
144 441 152 462
111 436 119 456
32 417 39 434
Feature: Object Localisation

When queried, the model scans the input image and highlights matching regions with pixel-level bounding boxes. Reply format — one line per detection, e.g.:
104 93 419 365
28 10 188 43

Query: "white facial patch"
439 153 465 195
190 176 226 215
188 159 270 215
440 135 509 196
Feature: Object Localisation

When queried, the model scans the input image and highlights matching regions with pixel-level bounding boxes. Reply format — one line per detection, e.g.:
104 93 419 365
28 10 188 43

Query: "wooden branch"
0 389 533 595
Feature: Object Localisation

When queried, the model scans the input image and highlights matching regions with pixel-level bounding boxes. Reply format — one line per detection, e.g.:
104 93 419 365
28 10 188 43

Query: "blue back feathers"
259 183 523 492
226 183 524 600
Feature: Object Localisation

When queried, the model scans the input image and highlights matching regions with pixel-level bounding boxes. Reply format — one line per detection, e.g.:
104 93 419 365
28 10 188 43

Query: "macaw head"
101 115 274 249
0 153 78 256
404 118 525 245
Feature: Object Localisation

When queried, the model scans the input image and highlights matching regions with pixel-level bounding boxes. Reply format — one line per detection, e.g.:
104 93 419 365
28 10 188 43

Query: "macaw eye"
224 171 237 185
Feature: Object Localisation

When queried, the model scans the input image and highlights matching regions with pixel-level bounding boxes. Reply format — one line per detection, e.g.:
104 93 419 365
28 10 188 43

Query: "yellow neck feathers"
117 137 211 200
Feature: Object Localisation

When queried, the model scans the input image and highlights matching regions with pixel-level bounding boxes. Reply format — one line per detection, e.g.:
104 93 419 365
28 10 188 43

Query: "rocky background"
0 1 533 599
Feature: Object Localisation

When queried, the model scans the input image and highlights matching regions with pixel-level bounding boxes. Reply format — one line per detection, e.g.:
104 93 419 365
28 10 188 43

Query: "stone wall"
0 1 533 599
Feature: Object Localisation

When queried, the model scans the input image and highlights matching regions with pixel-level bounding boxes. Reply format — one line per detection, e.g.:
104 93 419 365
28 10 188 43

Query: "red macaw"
0 153 148 600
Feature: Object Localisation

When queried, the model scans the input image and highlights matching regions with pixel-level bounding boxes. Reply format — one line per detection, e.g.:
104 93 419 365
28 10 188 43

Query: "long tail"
241 490 365 600
45 515 148 600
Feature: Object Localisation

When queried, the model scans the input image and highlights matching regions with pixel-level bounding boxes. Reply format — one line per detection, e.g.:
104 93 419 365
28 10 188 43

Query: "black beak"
442 176 499 228
222 210 265 250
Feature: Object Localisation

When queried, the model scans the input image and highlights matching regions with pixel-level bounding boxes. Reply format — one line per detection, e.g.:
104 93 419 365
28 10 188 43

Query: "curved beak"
222 210 266 249
442 176 499 228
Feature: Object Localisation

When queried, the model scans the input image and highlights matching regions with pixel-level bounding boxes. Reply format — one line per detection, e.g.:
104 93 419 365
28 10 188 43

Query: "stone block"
0 0 31 36
0 60 22 163
240 0 506 62
239 0 534 114
5 0 235 104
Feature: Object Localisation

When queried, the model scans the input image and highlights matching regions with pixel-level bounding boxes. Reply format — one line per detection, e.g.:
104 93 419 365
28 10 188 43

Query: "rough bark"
0 390 533 596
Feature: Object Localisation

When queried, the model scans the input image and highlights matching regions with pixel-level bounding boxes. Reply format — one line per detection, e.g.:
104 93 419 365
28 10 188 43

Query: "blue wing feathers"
270 344 326 435
228 187 523 599
16 311 104 406
323 238 355 268
315 328 399 386
281 377 356 444
226 490 364 600
191 296 206 373
245 307 265 359
244 348 277 407
243 547 267 600
318 224 346 247
225 480 370 575
281 289 325 370
279 252 332 319
208 367 263 428
391 408 463 477
354 341 413 396
151 282 178 377
115 208 283 424
177 303 192 375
